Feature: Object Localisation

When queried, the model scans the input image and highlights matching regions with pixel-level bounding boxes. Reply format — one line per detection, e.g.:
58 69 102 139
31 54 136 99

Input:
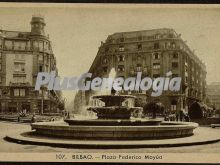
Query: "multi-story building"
0 15 64 114
207 82 220 109
83 28 206 113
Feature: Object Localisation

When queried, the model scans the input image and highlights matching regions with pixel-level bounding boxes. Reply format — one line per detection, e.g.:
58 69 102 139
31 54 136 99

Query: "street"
0 121 220 153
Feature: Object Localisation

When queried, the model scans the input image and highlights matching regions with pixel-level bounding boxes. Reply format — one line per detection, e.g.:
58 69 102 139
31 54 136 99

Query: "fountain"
28 68 198 140
30 91 198 140
65 94 161 126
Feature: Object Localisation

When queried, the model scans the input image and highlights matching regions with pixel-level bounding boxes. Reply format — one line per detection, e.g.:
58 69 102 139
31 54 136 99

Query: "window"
5 40 13 50
45 65 49 72
138 36 142 41
136 64 142 72
167 42 171 49
14 41 26 50
47 55 50 64
172 62 178 68
120 38 124 42
119 45 124 51
103 67 108 73
185 76 188 82
44 42 48 51
14 63 25 72
38 54 43 62
0 76 2 83
39 41 43 51
154 43 159 49
164 42 167 49
173 52 178 58
13 76 26 83
103 58 108 64
14 89 20 96
153 63 160 69
118 55 125 62
155 34 160 39
20 89 25 96
48 43 51 50
26 41 31 50
137 44 142 50
13 88 25 97
117 65 124 72
0 63 1 71
153 53 160 60
0 52 2 59
143 67 148 74
171 42 176 49
33 41 39 50
39 65 43 72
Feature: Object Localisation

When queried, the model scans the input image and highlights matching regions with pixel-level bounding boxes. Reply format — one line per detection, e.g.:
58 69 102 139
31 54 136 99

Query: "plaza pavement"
0 121 220 153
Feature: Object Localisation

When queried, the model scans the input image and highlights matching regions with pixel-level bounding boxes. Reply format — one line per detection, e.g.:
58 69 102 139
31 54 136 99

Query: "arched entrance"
188 101 203 119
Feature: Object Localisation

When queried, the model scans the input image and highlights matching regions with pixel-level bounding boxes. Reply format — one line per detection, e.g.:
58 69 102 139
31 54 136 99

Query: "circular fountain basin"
64 118 162 126
31 120 198 140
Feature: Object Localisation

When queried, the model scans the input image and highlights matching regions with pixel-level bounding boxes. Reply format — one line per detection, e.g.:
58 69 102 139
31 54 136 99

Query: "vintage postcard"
0 3 219 164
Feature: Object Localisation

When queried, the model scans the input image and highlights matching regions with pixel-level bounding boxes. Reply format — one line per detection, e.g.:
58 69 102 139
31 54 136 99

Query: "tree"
143 101 164 119
134 98 145 107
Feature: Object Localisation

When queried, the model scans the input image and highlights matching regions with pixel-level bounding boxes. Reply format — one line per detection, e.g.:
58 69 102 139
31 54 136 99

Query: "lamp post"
41 96 43 115
41 89 45 115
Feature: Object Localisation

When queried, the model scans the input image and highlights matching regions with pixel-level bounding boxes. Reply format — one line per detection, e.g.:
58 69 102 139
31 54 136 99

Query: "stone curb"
4 132 220 149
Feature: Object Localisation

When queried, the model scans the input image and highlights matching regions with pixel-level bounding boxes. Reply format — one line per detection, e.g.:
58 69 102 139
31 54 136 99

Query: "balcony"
9 82 30 87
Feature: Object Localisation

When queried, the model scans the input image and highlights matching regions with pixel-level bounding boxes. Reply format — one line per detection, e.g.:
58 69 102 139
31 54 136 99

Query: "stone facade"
0 15 63 114
82 28 206 114
207 82 220 109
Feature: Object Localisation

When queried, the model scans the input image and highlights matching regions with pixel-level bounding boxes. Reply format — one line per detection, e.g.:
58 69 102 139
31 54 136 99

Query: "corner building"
86 28 207 113
0 15 63 114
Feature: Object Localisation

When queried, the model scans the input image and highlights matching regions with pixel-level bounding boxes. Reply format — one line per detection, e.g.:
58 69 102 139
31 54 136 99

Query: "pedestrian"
184 113 190 122
67 112 70 119
180 110 184 122
176 112 179 121
31 114 36 123
17 116 20 122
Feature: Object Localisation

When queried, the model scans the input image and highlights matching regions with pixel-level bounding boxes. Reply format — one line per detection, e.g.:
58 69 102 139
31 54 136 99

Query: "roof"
0 30 30 39
112 28 174 35
109 28 176 39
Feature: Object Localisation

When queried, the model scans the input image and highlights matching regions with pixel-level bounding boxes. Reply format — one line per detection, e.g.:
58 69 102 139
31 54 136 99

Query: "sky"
0 4 220 104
